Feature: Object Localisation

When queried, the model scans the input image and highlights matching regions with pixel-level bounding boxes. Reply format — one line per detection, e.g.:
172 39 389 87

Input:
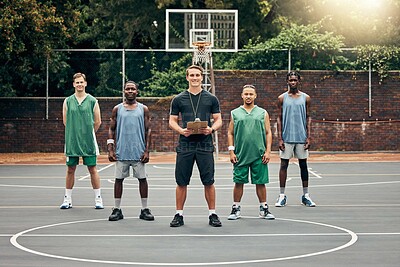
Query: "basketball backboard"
166 9 238 52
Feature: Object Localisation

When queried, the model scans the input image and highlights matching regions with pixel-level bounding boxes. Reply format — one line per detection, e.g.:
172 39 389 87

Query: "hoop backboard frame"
165 9 238 52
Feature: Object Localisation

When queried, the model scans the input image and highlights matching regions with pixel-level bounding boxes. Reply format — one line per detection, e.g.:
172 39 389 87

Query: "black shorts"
175 150 215 186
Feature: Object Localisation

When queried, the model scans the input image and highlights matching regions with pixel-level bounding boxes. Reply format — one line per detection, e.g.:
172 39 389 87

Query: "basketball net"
192 42 211 64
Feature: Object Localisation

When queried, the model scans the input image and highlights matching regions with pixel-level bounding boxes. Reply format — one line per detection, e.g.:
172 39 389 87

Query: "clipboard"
187 120 208 134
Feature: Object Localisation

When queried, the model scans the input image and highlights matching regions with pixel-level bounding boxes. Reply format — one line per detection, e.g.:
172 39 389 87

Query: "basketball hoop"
193 41 211 64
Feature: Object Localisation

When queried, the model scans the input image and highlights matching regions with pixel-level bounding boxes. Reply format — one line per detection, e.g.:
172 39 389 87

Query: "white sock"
94 188 101 198
141 198 148 209
209 209 216 216
233 202 240 208
114 198 121 209
260 202 267 207
176 210 183 216
65 189 72 199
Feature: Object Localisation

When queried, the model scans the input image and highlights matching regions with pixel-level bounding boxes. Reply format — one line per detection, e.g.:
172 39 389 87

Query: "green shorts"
233 158 269 184
66 156 97 166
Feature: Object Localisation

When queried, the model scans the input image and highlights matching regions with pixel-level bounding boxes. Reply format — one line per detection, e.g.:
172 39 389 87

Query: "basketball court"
0 155 399 266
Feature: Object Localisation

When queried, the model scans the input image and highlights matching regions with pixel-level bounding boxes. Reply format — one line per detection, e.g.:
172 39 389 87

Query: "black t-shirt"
170 90 221 152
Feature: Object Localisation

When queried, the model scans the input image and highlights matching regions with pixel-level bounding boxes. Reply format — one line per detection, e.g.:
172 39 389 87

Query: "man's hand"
262 151 270 164
140 151 150 163
199 126 213 135
108 148 117 162
304 138 311 150
278 139 285 151
230 151 238 164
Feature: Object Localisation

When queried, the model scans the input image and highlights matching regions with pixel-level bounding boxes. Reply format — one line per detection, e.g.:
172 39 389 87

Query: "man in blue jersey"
276 71 316 207
60 72 103 210
107 81 154 221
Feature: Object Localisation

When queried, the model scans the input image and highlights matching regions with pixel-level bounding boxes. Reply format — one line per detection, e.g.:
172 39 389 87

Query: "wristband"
107 139 115 145
228 146 235 151
211 128 216 133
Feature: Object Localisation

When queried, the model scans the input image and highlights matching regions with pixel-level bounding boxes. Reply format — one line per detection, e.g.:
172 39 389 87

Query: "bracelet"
107 139 115 145
211 128 216 133
228 146 235 151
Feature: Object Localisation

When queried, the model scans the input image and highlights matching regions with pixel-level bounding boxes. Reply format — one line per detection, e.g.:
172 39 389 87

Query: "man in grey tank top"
107 81 154 221
276 71 316 207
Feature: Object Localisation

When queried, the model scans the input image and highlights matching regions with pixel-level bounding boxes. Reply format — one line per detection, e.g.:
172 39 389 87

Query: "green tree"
0 0 83 96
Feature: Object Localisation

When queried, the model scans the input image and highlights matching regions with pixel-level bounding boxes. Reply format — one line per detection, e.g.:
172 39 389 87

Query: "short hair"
125 80 138 89
242 84 257 93
186 65 204 76
73 73 86 81
287 71 301 81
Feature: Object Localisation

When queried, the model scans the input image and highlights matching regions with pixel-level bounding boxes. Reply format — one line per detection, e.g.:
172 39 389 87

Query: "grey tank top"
282 92 307 143
116 103 145 161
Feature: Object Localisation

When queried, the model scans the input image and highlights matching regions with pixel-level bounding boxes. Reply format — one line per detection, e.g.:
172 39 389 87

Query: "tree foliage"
0 0 82 96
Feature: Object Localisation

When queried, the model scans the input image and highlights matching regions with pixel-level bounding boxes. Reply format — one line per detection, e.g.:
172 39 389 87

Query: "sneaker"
302 194 316 207
259 205 275 220
139 208 155 221
95 196 104 209
109 208 124 221
209 213 222 227
170 213 184 227
275 194 287 207
227 205 241 220
60 197 72 209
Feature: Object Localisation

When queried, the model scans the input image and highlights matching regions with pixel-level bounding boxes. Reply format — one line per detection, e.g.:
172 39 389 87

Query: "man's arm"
169 115 193 137
277 94 285 151
262 111 272 164
141 105 151 163
107 106 118 162
93 101 101 132
227 116 237 164
305 95 311 149
62 98 67 127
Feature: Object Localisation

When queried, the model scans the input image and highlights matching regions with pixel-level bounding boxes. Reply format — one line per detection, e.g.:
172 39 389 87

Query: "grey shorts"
279 143 309 159
115 161 147 179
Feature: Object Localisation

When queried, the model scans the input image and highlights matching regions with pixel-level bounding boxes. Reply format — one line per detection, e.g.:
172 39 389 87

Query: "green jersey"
232 105 267 167
64 94 99 156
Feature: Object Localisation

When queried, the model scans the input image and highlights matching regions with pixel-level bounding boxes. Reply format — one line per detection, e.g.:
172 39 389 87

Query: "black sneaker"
170 213 184 227
139 208 155 221
108 208 124 221
209 213 222 227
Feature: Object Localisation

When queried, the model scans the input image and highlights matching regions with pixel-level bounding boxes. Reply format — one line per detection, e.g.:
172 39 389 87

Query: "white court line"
78 163 114 181
10 217 358 265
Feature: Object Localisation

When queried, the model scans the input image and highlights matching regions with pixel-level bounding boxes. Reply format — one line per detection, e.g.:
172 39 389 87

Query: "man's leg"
176 185 187 211
66 165 76 189
87 165 103 209
298 158 316 207
204 184 216 210
109 178 124 221
276 158 289 207
60 165 76 209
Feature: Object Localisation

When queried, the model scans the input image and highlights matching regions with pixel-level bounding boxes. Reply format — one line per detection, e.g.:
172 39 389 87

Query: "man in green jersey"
227 85 275 220
60 73 103 209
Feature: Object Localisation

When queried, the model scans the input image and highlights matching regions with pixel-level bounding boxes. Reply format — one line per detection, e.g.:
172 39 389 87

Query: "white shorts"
115 161 147 179
279 143 309 160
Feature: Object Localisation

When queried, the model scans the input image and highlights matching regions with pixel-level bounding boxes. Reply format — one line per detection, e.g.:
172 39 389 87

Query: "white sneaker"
95 196 104 209
275 194 287 207
60 197 72 209
259 205 275 220
302 194 316 207
227 205 241 220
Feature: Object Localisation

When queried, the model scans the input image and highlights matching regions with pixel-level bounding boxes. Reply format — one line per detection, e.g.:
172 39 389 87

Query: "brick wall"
0 70 399 153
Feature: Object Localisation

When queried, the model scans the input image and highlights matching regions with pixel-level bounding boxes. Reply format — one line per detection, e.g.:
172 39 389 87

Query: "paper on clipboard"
187 120 208 134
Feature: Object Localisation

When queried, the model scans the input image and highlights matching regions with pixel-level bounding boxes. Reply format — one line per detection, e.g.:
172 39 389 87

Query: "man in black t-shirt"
169 65 223 227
